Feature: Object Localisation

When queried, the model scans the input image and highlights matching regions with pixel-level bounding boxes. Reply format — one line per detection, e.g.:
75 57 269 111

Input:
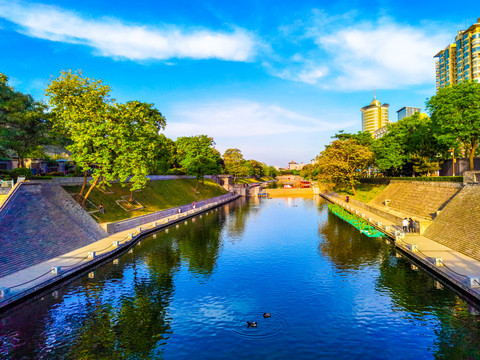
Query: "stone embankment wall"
424 185 480 261
106 193 236 234
0 183 107 278
370 181 461 219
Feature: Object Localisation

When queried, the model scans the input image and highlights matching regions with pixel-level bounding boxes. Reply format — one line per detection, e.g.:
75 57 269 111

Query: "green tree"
372 113 447 176
316 139 374 195
183 155 220 191
111 101 166 201
332 130 374 147
46 70 115 206
247 159 264 178
427 81 480 170
175 135 222 190
0 73 50 167
223 148 246 180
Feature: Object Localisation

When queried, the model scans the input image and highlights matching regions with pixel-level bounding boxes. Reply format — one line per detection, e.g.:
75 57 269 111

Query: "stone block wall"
424 185 480 261
369 181 461 219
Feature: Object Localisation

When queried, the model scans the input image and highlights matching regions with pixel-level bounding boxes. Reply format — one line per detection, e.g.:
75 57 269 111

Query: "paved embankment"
0 183 108 278
0 192 239 310
424 185 480 261
370 180 461 219
322 192 480 303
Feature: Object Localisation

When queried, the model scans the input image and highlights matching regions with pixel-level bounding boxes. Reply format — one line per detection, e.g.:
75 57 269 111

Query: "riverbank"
64 178 228 223
0 193 239 311
265 188 313 196
321 192 480 304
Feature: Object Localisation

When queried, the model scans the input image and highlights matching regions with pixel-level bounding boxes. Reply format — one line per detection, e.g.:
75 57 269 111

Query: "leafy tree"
176 135 222 190
223 148 247 180
316 139 374 195
151 134 177 174
371 135 405 175
427 81 480 170
46 70 116 206
372 113 447 176
184 155 220 191
247 159 264 178
332 130 374 147
111 101 166 201
0 73 50 167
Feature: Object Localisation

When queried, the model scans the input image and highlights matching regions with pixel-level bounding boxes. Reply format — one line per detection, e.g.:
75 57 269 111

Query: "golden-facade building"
435 17 480 89
361 97 389 135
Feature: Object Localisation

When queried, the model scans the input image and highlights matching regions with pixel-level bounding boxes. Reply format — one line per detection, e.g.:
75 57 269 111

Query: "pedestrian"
178 207 181 214
408 218 414 233
346 195 349 203
402 218 408 233
99 204 105 214
193 202 196 209
410 218 416 233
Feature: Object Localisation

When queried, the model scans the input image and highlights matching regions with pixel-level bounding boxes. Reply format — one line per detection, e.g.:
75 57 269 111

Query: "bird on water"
246 321 257 328
263 313 271 318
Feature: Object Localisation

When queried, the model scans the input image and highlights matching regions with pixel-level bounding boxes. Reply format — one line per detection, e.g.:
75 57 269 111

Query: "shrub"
10 167 33 180
48 171 66 177
167 168 186 175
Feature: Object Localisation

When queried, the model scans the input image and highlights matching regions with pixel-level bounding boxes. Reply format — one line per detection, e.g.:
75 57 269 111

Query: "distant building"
397 106 421 121
288 161 304 171
361 96 389 135
435 17 480 90
373 126 388 139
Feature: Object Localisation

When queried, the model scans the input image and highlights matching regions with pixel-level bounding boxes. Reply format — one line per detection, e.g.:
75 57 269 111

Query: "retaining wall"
105 193 237 234
370 180 461 219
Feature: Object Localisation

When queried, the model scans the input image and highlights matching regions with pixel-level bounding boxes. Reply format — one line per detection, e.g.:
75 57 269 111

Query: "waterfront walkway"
0 193 239 310
322 193 480 302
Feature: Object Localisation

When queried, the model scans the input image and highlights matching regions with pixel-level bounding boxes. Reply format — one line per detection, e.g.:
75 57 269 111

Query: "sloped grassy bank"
63 179 228 223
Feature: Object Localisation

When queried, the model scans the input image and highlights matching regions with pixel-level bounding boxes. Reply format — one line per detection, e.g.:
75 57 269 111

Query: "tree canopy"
0 73 50 166
316 139 374 195
46 70 166 206
427 81 480 170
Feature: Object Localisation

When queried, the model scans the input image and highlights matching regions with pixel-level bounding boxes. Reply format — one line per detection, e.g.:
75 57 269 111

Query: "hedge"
360 176 463 184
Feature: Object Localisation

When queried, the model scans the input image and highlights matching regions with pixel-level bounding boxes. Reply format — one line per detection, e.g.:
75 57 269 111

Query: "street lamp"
448 149 456 176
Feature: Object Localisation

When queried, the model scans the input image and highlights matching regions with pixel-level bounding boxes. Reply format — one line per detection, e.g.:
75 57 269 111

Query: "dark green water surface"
1 197 480 359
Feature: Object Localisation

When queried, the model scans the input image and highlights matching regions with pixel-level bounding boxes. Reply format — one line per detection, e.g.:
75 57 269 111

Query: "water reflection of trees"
67 238 181 359
377 252 480 359
320 208 480 358
225 197 259 241
318 212 383 270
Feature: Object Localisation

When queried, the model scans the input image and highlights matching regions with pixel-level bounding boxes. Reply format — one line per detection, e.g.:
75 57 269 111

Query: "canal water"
1 197 480 359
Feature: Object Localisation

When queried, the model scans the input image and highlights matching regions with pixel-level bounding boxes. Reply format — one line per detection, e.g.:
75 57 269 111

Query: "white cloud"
272 15 452 90
0 0 256 61
163 99 356 165
164 100 353 139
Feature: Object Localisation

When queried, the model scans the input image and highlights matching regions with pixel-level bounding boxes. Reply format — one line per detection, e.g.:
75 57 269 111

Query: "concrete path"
323 193 480 301
0 195 238 309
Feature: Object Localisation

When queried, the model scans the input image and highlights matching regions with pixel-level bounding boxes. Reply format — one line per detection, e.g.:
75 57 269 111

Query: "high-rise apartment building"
435 17 480 89
397 106 421 121
361 97 389 135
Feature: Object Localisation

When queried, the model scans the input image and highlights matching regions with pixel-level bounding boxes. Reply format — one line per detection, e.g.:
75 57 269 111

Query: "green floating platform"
327 203 385 238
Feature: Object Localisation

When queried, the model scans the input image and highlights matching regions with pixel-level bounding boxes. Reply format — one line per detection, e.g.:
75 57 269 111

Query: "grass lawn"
63 179 228 223
334 183 388 203
232 177 274 184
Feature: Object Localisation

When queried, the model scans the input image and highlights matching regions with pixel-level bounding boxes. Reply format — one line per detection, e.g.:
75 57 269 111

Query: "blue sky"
1 0 479 167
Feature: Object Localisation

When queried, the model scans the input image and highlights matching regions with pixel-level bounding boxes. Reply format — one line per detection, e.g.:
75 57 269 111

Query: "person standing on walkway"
408 218 414 233
402 218 408 233
99 204 105 214
346 195 349 203
193 202 196 210
410 218 416 233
